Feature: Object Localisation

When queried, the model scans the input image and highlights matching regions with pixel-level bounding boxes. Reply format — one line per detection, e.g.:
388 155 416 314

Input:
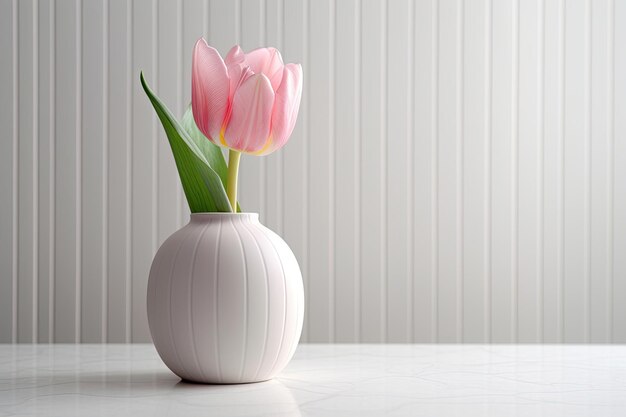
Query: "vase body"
147 213 304 384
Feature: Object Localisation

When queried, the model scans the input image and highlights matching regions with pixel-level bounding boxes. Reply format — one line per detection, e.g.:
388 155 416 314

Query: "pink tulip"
191 38 303 156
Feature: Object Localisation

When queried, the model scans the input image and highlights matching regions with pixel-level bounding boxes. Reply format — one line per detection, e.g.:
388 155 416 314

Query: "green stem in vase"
226 149 241 212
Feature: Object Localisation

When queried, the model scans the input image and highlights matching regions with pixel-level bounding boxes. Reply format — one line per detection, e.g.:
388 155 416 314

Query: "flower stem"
227 149 241 212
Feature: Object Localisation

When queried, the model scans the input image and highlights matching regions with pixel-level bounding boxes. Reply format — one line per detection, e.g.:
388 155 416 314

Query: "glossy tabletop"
1 344 625 416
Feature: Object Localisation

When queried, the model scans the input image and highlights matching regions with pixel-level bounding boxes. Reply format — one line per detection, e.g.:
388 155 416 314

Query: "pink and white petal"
223 73 275 153
226 63 254 101
243 47 271 73
191 38 229 142
244 47 284 90
225 45 244 66
224 65 254 126
266 64 303 154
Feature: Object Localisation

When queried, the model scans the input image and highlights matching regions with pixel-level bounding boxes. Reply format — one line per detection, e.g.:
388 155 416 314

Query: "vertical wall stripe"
512 0 519 342
126 0 132 343
329 0 335 343
152 0 158 256
490 0 515 342
75 0 82 343
54 0 80 342
360 0 385 342
457 0 464 342
462 0 488 342
433 0 439 343
278 0 285 237
0 0 14 343
563 0 590 342
1 0 624 343
437 0 462 342
264 0 284 236
485 0 493 342
381 0 387 343
517 0 542 342
102 0 109 342
17 0 40 343
589 0 611 342
613 0 626 342
12 0 19 344
541 0 557 343
176 0 183 229
258 0 265 227
538 0 544 341
413 0 434 342
33 0 39 344
407 0 415 341
303 0 309 343
559 0 565 342
355 0 361 342
386 0 411 342
585 0 592 342
333 0 358 341
50 0 56 341
307 0 333 342
607 0 614 342
281 0 308 343
81 0 106 342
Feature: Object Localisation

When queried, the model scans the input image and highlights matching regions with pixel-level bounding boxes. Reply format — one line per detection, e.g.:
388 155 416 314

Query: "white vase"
147 213 304 384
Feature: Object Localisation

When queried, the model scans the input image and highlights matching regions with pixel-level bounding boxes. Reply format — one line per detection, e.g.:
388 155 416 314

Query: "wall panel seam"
152 0 158 256
259 0 266 224
102 0 109 343
457 0 464 342
559 0 565 342
608 0 614 343
278 0 285 236
177 0 183 229
33 0 40 343
585 0 592 343
329 0 336 343
12 0 18 344
512 0 520 343
433 0 439 343
355 0 362 343
408 0 415 342
76 0 83 343
49 0 56 342
536 0 545 342
485 0 493 343
125 0 133 343
381 0 388 343
303 0 310 342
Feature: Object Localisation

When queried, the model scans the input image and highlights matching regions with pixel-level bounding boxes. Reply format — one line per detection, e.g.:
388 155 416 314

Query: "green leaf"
180 105 242 213
180 105 229 186
140 72 232 213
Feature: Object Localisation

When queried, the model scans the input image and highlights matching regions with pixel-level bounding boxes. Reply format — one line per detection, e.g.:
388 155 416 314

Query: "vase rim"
190 212 259 220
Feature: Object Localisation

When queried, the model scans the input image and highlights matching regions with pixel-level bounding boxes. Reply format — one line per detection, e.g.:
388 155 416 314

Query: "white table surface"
1 344 625 417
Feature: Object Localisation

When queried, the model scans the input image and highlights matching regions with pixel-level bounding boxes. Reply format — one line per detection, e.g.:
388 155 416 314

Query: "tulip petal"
227 63 254 101
191 38 229 142
224 65 253 127
225 45 246 98
266 64 302 154
225 45 244 66
223 73 275 153
245 47 285 91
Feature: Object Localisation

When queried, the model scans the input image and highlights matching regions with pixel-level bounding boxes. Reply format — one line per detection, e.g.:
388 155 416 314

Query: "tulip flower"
191 38 303 212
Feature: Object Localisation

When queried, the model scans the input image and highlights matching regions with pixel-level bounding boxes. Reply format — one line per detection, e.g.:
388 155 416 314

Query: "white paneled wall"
1 0 624 343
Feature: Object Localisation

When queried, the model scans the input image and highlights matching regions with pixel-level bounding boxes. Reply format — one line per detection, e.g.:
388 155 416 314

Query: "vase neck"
189 212 259 225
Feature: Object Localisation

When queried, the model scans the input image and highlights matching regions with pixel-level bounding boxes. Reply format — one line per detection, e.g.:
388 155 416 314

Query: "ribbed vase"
146 213 304 384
